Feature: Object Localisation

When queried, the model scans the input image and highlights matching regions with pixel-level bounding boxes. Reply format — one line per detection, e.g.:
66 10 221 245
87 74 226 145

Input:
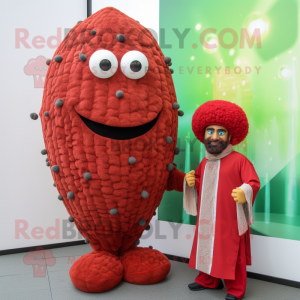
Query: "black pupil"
130 60 142 72
100 59 111 71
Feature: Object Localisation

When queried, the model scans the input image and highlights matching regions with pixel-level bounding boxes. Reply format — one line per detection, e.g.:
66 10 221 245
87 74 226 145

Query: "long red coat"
188 151 260 280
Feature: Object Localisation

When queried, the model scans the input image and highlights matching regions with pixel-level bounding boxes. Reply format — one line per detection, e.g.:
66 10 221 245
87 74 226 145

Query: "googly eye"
89 49 118 79
120 51 149 79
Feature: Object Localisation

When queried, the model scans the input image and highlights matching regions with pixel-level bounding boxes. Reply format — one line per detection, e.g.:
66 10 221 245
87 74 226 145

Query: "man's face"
204 125 231 155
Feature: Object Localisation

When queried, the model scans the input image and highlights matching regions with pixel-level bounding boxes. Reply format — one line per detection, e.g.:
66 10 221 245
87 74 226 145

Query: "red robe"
188 151 260 280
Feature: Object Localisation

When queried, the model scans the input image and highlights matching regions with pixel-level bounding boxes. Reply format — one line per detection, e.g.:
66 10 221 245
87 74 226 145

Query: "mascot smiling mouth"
78 113 160 140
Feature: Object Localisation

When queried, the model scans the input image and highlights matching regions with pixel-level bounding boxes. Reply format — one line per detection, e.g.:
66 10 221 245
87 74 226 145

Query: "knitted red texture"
191 100 249 146
39 7 185 292
40 6 180 251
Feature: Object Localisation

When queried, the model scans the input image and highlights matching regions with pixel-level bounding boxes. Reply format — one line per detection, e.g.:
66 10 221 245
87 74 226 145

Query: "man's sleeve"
240 157 260 205
195 162 201 193
182 161 203 216
236 157 260 235
166 164 186 192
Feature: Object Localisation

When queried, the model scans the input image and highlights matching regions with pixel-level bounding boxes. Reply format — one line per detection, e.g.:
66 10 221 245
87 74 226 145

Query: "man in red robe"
183 100 260 300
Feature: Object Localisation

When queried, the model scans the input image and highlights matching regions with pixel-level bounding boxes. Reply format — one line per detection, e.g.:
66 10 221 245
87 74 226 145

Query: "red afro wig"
192 100 249 146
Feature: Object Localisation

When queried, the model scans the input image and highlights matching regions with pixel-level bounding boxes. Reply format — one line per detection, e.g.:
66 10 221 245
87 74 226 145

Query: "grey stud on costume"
55 99 63 107
116 34 125 43
54 55 63 63
149 245 153 249
167 163 174 171
44 111 49 116
69 216 74 222
110 208 118 215
58 195 63 201
91 30 96 35
85 238 89 244
46 59 51 66
79 53 87 62
141 190 149 199
164 57 171 64
168 61 172 66
128 157 136 164
134 239 140 245
41 149 47 155
30 113 38 120
166 136 173 143
45 158 49 162
67 191 74 199
174 147 180 155
46 162 50 167
153 211 157 216
77 21 82 24
83 172 92 180
136 20 140 23
172 103 180 109
52 165 59 173
53 183 56 187
116 90 124 98
178 110 184 116
169 68 174 74
145 225 150 231
138 218 146 226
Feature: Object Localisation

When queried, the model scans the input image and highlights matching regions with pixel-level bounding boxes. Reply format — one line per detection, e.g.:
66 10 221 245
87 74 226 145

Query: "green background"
158 0 300 241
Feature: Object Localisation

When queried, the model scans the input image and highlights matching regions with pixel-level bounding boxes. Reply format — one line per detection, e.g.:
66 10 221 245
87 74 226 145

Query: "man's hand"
186 170 196 187
231 188 246 204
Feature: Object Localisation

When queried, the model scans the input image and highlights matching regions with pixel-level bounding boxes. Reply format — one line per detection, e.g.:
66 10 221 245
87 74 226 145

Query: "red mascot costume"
39 7 185 292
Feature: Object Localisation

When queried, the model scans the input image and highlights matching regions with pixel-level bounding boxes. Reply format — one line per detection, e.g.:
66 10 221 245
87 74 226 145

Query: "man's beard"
204 137 229 154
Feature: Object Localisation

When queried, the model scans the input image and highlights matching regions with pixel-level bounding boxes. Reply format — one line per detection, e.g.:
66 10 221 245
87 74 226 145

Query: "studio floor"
0 244 299 300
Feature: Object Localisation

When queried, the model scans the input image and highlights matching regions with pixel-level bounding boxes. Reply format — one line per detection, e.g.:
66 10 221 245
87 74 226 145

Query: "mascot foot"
69 250 123 293
120 247 171 284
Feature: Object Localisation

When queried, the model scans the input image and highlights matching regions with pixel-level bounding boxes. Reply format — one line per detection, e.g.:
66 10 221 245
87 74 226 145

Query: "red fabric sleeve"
166 164 186 192
240 157 260 265
240 157 260 205
195 159 204 193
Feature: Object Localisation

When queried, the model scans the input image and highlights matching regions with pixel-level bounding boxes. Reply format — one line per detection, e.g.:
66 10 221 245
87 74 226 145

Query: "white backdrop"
0 0 87 251
0 0 299 283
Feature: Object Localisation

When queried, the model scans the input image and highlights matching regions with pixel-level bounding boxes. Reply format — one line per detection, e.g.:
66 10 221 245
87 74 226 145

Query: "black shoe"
215 280 224 289
188 282 205 291
188 280 224 291
225 294 242 300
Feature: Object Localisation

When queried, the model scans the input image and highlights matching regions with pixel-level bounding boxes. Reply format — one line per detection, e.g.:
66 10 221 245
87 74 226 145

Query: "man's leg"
195 271 221 289
224 234 247 299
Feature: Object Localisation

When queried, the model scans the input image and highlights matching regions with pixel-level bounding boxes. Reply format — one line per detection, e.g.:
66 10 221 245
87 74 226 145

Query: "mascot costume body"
39 7 185 292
